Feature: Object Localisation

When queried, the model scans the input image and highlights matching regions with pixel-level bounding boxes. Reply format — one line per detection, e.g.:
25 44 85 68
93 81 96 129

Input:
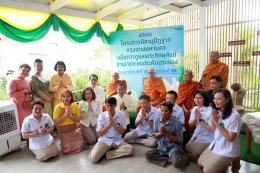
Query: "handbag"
23 93 32 110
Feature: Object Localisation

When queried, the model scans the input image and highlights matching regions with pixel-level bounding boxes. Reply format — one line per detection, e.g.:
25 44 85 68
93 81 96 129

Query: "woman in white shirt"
198 89 242 173
79 87 102 145
21 99 59 161
185 89 214 162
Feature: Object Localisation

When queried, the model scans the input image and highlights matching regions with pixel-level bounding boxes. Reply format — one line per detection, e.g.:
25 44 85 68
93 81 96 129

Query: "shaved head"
148 68 156 78
210 51 220 63
185 70 193 76
112 72 119 82
184 70 193 82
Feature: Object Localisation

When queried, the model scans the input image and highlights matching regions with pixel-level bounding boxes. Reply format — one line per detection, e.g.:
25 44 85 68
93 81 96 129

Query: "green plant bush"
0 76 8 100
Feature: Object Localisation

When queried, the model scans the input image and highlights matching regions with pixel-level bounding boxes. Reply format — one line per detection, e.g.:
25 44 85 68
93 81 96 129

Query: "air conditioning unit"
0 100 21 160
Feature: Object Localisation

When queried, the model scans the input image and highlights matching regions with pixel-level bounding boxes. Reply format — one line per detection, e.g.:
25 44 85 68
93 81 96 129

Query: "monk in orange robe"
202 51 229 91
106 72 127 97
176 70 202 133
136 68 166 114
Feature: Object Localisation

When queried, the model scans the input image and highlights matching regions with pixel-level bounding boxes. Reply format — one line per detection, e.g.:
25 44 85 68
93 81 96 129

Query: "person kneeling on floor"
21 99 59 161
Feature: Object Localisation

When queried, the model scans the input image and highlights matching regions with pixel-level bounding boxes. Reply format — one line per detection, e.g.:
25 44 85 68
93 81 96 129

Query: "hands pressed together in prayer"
87 101 93 113
194 108 201 122
107 112 116 128
160 125 168 136
211 108 219 126
141 108 147 120
59 80 67 89
37 126 46 135
120 102 126 110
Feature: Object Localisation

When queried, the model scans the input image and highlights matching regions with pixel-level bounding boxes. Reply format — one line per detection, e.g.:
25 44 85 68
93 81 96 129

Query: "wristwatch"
199 119 205 123
144 118 148 121
116 122 120 127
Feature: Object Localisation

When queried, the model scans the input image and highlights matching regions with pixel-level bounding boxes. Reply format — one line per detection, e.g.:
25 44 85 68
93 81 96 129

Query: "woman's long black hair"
213 88 233 120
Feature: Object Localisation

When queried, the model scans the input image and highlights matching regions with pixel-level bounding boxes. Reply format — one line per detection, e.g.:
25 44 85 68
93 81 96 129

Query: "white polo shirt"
190 106 214 143
21 113 54 150
135 106 160 136
92 86 106 104
96 111 126 146
171 103 185 124
209 108 242 157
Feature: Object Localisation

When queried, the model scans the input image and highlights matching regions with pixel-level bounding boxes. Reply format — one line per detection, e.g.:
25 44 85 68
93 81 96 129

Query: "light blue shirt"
96 110 126 146
190 106 214 143
135 106 160 136
153 116 183 158
21 113 54 150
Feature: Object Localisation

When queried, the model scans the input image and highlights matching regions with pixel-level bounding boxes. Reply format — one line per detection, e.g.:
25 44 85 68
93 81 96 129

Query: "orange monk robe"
106 80 127 97
142 77 166 106
136 77 166 115
176 81 202 110
176 81 202 132
202 61 229 90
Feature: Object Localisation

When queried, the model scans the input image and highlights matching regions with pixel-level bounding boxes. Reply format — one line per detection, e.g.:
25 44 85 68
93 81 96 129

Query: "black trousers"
145 149 189 169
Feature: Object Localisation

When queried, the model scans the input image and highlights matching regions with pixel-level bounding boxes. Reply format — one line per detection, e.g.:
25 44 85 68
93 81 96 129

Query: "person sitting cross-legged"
124 95 160 147
145 101 189 169
89 97 134 163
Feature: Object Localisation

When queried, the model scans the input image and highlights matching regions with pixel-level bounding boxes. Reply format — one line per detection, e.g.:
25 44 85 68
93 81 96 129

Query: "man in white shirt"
89 74 106 104
114 83 135 136
166 90 190 147
89 97 134 163
166 90 185 124
124 95 160 147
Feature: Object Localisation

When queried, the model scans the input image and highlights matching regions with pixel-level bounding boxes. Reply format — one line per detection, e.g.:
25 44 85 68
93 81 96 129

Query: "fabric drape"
0 14 124 44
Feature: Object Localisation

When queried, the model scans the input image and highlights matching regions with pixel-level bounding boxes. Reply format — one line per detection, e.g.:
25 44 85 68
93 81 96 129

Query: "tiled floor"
0 142 259 173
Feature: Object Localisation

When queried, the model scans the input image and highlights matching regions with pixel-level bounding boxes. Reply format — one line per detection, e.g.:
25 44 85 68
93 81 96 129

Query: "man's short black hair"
34 58 43 65
139 95 150 102
105 97 117 105
89 74 98 81
32 99 45 109
167 90 178 99
160 101 173 111
210 75 222 83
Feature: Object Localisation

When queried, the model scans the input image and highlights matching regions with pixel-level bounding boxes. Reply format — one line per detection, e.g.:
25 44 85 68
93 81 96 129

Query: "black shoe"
83 144 89 150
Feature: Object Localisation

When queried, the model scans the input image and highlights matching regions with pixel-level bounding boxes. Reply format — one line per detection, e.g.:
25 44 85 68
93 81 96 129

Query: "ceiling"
0 0 224 25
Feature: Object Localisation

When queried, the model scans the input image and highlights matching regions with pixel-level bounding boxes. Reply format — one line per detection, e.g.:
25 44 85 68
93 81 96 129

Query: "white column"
199 6 207 78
